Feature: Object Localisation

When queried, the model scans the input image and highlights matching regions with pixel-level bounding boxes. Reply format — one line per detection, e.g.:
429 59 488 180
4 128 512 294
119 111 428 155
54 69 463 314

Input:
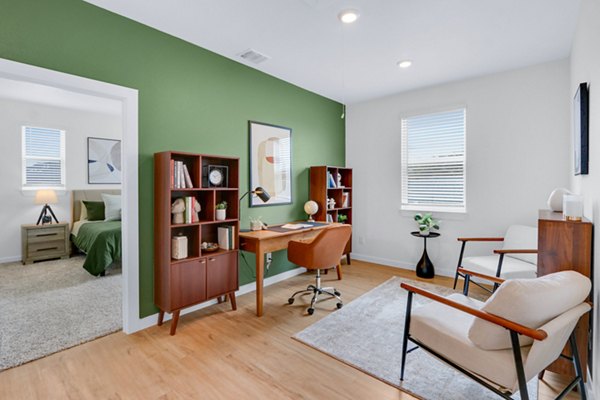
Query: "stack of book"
176 196 199 224
171 160 194 188
217 225 236 250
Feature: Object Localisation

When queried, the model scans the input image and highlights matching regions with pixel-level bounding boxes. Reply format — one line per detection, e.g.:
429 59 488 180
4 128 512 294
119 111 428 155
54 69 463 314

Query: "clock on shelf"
206 165 228 188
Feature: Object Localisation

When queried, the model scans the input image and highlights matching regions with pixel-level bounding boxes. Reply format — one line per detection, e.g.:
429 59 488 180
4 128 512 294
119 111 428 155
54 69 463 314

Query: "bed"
70 190 121 276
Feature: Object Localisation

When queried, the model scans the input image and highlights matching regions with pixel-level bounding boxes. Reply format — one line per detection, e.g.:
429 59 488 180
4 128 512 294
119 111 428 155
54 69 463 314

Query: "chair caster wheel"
336 303 343 309
334 290 341 296
307 308 315 315
288 298 295 305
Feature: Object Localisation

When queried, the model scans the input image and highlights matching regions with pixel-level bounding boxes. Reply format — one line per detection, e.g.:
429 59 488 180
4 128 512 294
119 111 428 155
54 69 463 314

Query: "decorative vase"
216 209 226 221
547 188 571 212
420 229 430 236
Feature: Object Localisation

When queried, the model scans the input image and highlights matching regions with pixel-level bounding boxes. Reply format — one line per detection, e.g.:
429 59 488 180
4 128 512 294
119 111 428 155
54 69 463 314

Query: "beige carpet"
0 256 121 370
294 277 537 400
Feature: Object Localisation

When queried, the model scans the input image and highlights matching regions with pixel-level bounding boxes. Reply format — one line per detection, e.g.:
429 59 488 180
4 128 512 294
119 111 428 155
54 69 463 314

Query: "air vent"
238 49 270 64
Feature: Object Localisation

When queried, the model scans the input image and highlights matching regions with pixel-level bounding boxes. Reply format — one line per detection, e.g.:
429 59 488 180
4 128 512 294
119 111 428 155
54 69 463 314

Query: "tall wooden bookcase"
154 151 239 335
537 210 593 379
310 166 352 263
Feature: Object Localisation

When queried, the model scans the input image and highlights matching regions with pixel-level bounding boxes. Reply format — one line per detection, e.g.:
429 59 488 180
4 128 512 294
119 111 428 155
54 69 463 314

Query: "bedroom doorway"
0 58 139 369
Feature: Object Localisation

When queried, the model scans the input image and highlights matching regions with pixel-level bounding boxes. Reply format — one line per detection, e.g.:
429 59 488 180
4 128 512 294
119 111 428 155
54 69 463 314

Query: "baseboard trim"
0 255 22 264
351 253 455 277
129 267 307 333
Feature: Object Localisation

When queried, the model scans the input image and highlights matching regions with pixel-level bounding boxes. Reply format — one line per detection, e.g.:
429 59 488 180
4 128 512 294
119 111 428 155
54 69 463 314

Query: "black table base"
411 231 439 279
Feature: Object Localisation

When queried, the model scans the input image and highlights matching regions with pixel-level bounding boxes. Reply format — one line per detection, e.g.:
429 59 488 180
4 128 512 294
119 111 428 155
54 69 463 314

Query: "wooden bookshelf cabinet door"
170 259 207 310
206 252 238 298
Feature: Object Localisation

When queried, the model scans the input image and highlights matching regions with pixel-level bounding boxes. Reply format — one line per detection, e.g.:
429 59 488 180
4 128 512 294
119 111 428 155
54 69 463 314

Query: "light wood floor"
0 260 576 399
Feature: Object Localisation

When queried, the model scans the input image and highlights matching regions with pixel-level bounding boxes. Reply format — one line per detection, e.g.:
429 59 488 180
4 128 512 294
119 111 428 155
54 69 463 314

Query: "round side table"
411 231 440 279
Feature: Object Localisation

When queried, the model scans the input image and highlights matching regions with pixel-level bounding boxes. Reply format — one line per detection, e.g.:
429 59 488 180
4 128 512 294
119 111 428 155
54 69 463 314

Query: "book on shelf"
342 193 349 208
328 172 336 188
183 164 194 188
217 225 236 250
326 213 333 223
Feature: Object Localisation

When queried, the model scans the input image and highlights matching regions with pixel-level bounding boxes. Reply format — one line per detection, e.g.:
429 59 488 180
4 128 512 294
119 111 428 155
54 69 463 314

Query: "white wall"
0 98 122 262
346 59 570 276
570 0 600 391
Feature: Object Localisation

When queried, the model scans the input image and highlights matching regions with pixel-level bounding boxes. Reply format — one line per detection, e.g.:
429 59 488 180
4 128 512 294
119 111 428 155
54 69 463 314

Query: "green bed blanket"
71 221 121 276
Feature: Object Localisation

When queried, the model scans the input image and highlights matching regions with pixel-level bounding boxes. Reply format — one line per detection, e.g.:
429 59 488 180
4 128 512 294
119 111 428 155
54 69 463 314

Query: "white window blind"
401 108 466 212
22 126 66 189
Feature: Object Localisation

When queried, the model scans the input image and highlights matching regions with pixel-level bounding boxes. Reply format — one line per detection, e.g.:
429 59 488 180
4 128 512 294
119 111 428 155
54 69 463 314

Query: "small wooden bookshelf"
309 166 352 264
154 151 239 335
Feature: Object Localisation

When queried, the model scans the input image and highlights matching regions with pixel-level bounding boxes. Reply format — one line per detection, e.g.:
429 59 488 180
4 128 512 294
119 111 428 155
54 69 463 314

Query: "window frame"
21 125 66 190
400 107 467 214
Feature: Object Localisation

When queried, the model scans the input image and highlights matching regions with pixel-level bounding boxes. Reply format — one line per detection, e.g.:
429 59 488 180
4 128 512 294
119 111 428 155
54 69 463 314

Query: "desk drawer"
28 227 66 242
28 240 66 257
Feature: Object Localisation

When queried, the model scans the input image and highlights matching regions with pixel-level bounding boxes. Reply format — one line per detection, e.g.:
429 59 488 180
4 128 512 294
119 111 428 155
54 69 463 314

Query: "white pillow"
79 200 88 221
102 193 121 221
502 225 538 264
468 271 591 350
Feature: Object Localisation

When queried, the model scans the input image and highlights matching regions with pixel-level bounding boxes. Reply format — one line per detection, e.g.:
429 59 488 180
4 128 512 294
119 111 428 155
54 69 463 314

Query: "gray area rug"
294 277 537 400
0 256 121 370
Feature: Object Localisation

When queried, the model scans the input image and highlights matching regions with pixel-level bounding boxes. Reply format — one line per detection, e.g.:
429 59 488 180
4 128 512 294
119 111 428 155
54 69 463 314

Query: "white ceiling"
0 78 122 115
84 0 581 104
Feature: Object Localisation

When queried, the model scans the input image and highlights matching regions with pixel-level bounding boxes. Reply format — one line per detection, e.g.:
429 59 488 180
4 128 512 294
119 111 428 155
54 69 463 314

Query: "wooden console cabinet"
538 210 592 378
154 151 240 335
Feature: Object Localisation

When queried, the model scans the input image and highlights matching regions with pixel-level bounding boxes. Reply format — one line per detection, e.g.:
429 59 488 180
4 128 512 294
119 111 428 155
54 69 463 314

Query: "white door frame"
0 58 141 333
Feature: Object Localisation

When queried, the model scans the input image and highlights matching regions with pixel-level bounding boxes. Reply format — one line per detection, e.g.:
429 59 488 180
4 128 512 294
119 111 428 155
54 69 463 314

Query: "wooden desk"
239 223 339 316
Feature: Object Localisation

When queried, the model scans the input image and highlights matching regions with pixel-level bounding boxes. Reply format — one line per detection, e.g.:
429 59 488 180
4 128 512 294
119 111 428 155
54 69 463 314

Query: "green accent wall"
0 0 345 317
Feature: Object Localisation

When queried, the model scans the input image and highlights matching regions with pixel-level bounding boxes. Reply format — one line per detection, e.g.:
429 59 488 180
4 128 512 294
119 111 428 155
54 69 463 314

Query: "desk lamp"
239 187 270 231
35 189 59 225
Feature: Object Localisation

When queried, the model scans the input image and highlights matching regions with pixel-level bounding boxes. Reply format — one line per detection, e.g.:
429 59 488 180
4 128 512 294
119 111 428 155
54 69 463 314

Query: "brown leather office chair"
287 225 352 315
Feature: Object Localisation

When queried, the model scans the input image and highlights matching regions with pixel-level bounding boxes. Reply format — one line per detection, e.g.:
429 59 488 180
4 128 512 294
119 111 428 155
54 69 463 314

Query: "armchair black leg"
453 241 467 289
569 333 587 400
493 254 505 292
400 291 413 381
510 331 529 400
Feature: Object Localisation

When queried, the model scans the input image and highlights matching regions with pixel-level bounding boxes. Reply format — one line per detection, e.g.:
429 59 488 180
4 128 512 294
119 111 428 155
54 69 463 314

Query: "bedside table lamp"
239 187 271 231
35 189 59 225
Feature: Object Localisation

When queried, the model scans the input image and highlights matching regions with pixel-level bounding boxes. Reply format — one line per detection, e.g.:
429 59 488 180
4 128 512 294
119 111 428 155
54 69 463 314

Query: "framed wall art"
248 121 292 207
573 82 589 176
88 137 122 184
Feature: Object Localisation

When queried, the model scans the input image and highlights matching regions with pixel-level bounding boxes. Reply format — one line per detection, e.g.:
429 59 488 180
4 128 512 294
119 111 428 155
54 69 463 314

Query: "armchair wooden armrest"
457 268 505 285
493 249 538 254
457 237 504 242
400 282 548 341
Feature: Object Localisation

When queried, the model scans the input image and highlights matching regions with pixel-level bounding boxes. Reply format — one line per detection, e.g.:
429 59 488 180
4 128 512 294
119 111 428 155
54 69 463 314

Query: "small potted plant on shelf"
337 214 348 224
216 201 227 221
414 213 439 236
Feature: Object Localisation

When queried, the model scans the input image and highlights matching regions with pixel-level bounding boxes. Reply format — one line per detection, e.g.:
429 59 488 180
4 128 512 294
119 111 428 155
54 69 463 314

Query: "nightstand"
21 223 71 265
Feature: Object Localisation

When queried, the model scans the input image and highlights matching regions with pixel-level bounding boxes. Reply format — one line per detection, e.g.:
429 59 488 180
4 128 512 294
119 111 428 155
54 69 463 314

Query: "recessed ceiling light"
397 60 412 69
338 9 360 24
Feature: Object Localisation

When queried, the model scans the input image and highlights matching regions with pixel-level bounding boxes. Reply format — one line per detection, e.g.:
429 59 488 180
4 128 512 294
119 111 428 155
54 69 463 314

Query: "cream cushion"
462 256 537 280
502 225 538 264
102 193 121 221
468 271 591 350
411 293 530 390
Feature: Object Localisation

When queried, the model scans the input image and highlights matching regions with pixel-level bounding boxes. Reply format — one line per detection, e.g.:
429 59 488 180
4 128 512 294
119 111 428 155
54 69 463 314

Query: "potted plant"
337 214 348 224
414 213 439 236
216 201 227 221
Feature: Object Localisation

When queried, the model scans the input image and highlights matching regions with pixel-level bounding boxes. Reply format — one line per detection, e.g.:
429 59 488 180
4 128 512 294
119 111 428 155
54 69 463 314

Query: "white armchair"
401 268 591 400
454 225 538 290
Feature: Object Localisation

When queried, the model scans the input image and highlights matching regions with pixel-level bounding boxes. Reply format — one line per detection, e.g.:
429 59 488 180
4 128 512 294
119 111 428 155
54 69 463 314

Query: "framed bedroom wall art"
88 137 122 184
248 121 292 207
573 82 589 176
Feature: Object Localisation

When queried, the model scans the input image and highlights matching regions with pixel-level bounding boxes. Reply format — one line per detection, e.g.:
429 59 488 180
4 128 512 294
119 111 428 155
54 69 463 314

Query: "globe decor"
304 200 319 222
